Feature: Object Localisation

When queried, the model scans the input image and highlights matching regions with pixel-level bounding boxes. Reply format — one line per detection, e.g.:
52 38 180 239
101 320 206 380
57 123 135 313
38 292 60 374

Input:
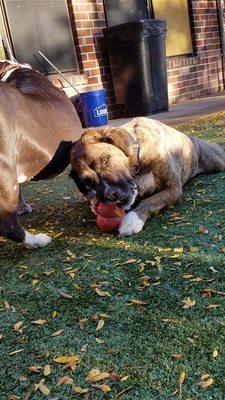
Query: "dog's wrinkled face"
70 127 139 210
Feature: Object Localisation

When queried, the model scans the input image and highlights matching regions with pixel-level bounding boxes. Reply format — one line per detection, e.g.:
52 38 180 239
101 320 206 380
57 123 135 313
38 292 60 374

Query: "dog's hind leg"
0 175 51 248
17 185 32 215
191 137 225 174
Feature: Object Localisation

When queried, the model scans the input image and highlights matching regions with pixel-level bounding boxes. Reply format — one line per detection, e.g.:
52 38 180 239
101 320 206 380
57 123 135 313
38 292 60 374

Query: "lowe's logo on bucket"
94 103 108 118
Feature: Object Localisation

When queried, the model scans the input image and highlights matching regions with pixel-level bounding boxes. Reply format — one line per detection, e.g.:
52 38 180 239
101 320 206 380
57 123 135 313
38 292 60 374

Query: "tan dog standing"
70 117 225 236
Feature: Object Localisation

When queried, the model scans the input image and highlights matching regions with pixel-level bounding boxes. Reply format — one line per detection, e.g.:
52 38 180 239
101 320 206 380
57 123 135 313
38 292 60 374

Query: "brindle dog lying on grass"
70 117 225 236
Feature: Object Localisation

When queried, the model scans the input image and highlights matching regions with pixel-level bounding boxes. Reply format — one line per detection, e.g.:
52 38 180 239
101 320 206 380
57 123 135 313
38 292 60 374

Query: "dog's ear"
0 61 17 79
82 127 134 157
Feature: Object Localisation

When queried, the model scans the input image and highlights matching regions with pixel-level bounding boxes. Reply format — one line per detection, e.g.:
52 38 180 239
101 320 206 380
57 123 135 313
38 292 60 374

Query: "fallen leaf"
92 384 111 392
182 297 196 309
9 349 24 355
120 375 130 381
52 329 64 337
200 376 214 388
81 344 88 352
53 355 79 364
14 321 23 332
43 365 51 376
56 375 74 386
96 319 105 331
95 337 105 344
179 371 185 384
87 368 109 382
95 288 111 297
73 386 89 394
129 299 148 306
174 247 184 253
38 379 50 395
171 354 182 360
161 319 179 324
213 349 218 358
189 246 198 253
31 319 47 325
59 291 73 299
3 301 10 309
28 365 42 373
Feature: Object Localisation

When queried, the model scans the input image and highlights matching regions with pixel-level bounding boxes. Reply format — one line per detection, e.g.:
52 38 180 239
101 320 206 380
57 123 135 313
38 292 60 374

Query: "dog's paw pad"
24 232 52 249
118 211 145 237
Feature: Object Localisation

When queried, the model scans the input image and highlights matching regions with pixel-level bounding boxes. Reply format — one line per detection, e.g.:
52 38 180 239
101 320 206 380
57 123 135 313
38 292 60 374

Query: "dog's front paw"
118 211 145 237
24 232 52 249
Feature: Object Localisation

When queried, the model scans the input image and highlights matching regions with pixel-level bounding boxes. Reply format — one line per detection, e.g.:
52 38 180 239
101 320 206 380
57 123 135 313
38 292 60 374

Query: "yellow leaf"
51 310 57 318
13 321 23 331
51 329 64 337
4 301 10 309
87 368 109 382
174 247 183 253
53 355 79 364
96 319 105 331
182 297 196 309
56 375 74 386
179 371 186 385
32 279 39 286
43 364 51 376
213 349 218 358
221 246 225 253
92 384 111 392
38 379 50 395
200 377 214 388
121 375 130 381
95 288 111 297
31 319 47 325
95 337 105 344
9 349 24 355
189 246 198 253
73 386 89 394
129 299 148 306
81 344 88 352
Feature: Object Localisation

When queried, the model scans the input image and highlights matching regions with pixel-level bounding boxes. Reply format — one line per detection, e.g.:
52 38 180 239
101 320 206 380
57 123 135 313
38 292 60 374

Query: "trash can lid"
103 19 167 45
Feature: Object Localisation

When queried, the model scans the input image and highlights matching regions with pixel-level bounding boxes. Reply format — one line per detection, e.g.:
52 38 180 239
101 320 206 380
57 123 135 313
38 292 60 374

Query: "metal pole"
38 51 80 94
217 0 225 88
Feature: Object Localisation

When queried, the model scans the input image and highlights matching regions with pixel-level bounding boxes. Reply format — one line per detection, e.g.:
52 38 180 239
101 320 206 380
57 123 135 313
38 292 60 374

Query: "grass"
1 112 225 399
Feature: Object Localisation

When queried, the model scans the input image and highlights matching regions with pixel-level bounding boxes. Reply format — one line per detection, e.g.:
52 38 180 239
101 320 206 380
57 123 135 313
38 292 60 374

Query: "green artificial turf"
1 112 225 399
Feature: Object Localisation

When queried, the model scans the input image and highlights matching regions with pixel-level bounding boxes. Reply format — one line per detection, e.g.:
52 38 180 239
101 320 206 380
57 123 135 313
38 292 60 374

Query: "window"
0 0 78 73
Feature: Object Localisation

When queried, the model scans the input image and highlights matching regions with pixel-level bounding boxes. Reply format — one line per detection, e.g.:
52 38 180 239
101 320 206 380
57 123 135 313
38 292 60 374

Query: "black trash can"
103 19 168 117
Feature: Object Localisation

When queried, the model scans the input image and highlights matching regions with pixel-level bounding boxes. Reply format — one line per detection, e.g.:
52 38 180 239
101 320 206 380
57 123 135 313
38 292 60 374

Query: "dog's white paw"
118 211 145 237
24 232 52 249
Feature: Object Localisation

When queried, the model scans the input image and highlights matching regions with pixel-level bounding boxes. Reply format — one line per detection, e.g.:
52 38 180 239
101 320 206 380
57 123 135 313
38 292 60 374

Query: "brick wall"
68 0 224 118
167 0 224 104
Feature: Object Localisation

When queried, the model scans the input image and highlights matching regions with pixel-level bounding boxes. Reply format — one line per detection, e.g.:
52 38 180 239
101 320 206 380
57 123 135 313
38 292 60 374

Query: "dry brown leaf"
51 329 64 337
81 344 88 352
92 383 111 392
43 364 51 376
182 297 196 309
171 354 182 360
95 337 105 344
213 349 218 358
31 319 47 325
87 368 109 382
95 288 111 297
179 371 186 384
56 375 74 386
13 321 23 332
4 301 10 309
28 365 42 373
9 349 24 355
189 246 198 253
96 319 105 331
38 379 50 395
129 299 148 306
59 291 73 299
174 247 183 253
161 319 179 324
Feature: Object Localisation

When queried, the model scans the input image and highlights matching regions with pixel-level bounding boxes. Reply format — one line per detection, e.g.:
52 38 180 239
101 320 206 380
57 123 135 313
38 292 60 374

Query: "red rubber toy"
97 202 125 233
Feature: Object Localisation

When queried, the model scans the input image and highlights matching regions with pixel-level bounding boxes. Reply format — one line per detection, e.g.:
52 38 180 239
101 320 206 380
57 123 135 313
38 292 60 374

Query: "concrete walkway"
109 91 225 127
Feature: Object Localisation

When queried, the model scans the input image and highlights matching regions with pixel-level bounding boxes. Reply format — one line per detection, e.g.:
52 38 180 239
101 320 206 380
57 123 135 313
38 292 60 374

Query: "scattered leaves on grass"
179 371 186 385
95 288 111 297
96 319 105 331
171 354 182 360
53 355 79 364
28 365 42 373
182 297 196 309
95 337 105 344
174 247 183 253
56 375 74 386
128 299 148 306
73 386 89 394
92 384 111 392
9 349 24 355
189 246 198 253
87 368 110 382
213 348 218 358
13 321 23 333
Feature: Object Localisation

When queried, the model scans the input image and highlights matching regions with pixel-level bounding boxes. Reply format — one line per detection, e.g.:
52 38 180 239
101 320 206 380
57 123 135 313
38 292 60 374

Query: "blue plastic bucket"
79 89 108 127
